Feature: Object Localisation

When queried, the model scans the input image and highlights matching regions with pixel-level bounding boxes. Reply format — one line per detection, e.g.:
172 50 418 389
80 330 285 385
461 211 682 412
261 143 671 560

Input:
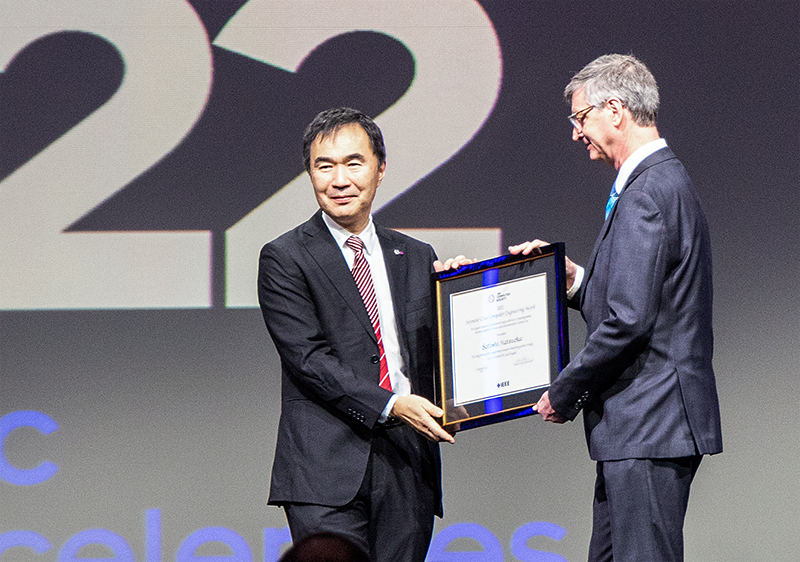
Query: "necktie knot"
346 236 364 257
605 184 619 220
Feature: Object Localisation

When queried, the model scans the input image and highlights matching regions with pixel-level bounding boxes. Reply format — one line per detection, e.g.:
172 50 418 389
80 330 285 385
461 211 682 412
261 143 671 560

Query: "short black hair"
302 107 386 173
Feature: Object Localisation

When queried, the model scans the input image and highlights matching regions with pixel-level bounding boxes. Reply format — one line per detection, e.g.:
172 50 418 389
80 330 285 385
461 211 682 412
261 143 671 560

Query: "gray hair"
564 54 659 127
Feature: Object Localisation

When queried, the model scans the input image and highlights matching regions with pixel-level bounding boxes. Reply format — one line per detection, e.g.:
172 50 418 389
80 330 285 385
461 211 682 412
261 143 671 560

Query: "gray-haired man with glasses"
510 54 723 562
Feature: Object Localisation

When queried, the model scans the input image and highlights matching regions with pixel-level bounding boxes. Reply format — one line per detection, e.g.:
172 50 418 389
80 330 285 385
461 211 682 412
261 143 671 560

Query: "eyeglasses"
568 105 594 128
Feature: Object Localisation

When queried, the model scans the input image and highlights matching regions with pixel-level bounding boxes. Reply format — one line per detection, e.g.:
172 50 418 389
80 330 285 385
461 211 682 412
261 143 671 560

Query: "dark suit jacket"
258 210 442 514
549 147 723 461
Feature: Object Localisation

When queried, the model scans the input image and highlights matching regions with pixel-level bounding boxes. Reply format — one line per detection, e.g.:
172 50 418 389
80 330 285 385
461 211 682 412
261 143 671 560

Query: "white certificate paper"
449 273 550 406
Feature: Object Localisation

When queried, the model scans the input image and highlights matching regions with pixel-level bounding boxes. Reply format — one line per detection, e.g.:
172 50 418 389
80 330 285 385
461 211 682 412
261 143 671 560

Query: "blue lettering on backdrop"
0 410 59 486
146 510 162 562
510 522 568 562
0 531 52 557
428 522 503 562
58 529 135 562
0 413 568 561
0 511 567 561
176 527 253 562
262 528 292 562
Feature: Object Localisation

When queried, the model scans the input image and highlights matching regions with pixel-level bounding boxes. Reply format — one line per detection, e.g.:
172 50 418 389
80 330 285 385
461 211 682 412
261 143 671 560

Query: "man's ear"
376 161 386 186
606 97 625 126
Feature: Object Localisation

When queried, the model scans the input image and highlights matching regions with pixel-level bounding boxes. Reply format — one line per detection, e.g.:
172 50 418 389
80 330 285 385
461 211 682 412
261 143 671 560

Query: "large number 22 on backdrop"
0 0 502 310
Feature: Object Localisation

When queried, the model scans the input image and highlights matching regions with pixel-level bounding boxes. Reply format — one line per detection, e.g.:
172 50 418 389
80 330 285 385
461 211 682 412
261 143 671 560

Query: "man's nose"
572 126 583 141
332 165 349 187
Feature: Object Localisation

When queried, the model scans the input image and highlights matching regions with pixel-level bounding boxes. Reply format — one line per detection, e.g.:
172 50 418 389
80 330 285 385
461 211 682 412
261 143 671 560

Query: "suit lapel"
377 225 411 364
581 202 616 308
581 147 676 308
377 226 408 327
301 211 376 341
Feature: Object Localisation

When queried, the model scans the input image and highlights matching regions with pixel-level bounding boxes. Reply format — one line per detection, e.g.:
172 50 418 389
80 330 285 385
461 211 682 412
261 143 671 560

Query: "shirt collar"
321 212 379 256
614 138 668 195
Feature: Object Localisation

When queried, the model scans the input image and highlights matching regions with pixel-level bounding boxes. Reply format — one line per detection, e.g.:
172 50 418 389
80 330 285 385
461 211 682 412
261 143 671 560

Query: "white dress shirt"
612 138 667 197
322 213 410 419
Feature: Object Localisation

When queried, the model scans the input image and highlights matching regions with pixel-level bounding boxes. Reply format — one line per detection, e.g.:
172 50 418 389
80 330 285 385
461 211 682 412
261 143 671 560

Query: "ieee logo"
497 381 510 388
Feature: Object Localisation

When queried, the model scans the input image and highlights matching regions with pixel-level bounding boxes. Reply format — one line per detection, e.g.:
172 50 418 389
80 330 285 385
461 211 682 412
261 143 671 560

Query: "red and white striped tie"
345 236 392 391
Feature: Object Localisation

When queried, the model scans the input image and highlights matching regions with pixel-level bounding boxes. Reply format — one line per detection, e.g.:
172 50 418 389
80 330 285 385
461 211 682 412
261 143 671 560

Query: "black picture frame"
433 243 570 432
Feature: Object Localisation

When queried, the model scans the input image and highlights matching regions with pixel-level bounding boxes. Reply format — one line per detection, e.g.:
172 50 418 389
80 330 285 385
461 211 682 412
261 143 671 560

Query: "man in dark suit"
511 54 723 562
258 107 455 562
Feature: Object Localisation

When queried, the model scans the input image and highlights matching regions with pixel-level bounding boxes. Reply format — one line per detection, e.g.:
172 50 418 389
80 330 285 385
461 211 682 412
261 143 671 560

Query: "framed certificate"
433 243 570 432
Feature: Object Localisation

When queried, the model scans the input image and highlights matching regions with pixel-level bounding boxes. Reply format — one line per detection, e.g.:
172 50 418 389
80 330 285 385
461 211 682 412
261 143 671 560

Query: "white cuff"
379 394 398 423
567 266 585 300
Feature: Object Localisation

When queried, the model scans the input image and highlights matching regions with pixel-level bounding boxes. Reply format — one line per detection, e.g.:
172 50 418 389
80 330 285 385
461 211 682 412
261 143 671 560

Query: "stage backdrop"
2 1 798 561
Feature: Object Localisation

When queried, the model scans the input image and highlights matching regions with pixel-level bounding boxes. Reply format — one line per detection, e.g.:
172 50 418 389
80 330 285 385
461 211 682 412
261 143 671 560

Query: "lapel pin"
394 249 403 255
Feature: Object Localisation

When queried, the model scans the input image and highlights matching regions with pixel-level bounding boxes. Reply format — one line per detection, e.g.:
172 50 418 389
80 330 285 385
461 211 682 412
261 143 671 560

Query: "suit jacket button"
371 355 379 364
